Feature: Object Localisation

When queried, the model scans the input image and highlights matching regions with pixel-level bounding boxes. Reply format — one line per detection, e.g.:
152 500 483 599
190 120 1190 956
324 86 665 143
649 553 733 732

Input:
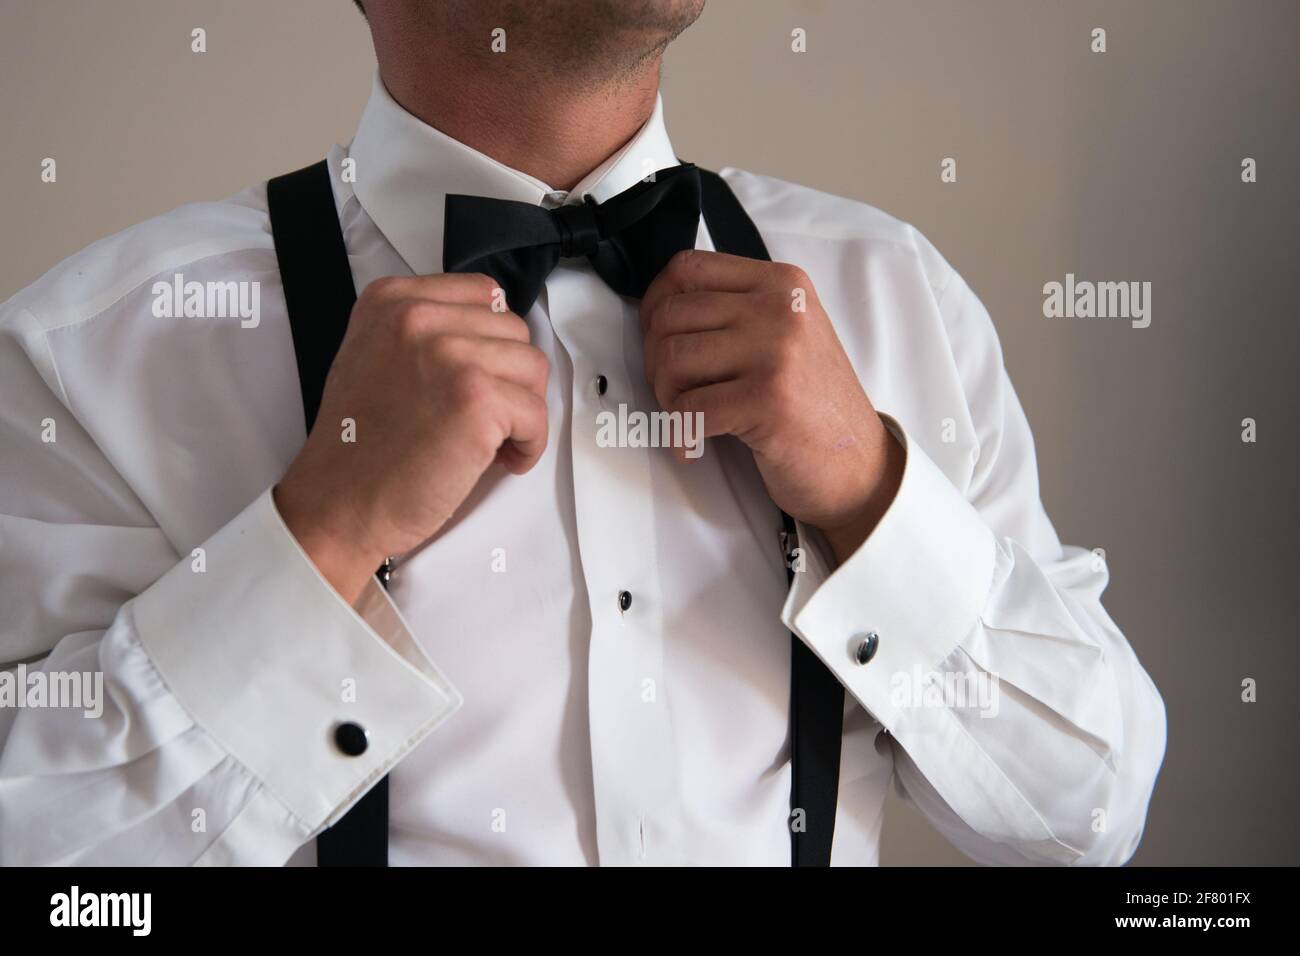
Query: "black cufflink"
334 721 369 756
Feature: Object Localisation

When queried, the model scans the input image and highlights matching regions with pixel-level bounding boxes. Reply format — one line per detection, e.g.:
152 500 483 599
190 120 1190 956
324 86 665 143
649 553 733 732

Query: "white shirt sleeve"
782 271 1166 866
0 309 460 866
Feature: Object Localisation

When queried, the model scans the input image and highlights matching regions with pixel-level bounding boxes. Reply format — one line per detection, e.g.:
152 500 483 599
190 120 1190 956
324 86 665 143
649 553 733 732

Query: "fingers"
645 328 747 410
411 302 533 344
363 272 504 307
642 290 794 398
641 250 804 324
639 290 741 338
641 287 788 366
670 379 753 441
432 335 549 396
490 379 550 474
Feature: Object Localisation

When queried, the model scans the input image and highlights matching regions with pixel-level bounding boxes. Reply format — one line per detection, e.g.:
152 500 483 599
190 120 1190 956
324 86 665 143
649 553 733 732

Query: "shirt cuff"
781 415 997 731
131 487 461 833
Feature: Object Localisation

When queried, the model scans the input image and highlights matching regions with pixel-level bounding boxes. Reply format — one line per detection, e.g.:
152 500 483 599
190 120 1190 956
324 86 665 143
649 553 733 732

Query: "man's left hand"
640 250 905 563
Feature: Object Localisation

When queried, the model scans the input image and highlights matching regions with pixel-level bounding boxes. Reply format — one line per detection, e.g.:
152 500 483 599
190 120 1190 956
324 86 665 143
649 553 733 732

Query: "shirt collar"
348 73 680 276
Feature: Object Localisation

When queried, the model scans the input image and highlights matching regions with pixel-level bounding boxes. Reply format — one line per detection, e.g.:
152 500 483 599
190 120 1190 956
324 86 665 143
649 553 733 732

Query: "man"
0 0 1164 866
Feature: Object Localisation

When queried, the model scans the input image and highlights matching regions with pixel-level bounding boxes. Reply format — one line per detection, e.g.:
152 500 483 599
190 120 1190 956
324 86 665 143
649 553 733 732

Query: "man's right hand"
273 273 549 603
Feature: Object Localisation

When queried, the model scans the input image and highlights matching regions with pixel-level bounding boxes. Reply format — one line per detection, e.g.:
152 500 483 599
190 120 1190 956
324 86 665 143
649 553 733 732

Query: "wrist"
273 474 386 605
818 428 905 564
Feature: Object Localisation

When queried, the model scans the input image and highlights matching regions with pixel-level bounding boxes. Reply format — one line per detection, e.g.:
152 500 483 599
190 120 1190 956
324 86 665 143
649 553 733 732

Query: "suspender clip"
780 529 800 570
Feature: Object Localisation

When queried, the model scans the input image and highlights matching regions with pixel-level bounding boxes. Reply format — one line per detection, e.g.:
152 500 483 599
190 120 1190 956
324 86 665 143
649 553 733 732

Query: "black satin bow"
443 163 702 316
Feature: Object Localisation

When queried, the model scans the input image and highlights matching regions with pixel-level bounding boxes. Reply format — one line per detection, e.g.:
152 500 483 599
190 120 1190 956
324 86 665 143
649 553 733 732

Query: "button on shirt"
0 74 1166 866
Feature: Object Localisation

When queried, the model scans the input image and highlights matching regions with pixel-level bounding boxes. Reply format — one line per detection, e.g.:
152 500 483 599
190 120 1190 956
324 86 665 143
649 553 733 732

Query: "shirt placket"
542 262 684 866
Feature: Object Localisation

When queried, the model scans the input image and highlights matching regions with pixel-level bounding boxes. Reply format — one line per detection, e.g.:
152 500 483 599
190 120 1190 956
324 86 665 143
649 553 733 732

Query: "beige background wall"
2 0 1296 864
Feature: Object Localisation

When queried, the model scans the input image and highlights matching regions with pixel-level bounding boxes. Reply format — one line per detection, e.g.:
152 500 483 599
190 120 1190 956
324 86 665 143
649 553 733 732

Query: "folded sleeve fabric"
0 302 460 866
782 271 1166 866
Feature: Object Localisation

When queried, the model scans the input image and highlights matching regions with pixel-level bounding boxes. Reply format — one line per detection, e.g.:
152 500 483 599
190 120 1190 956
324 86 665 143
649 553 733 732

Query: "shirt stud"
595 374 608 396
618 589 632 613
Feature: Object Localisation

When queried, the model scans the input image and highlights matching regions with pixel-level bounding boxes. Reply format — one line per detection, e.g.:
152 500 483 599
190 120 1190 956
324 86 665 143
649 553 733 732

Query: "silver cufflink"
854 631 879 665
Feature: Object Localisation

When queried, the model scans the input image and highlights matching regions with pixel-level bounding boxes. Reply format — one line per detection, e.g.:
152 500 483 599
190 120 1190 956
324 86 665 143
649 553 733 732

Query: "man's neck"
377 57 662 192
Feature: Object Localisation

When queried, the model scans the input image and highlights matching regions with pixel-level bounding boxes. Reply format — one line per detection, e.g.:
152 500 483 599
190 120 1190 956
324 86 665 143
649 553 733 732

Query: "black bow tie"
443 163 702 316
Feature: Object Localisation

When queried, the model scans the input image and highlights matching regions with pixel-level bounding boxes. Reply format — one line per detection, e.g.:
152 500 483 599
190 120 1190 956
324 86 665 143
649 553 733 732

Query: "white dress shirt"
0 74 1165 866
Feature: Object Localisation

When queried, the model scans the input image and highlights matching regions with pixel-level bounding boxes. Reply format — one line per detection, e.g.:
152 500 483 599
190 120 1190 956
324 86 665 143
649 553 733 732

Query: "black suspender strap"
698 169 845 866
267 161 389 867
268 162 356 433
265 159 845 868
